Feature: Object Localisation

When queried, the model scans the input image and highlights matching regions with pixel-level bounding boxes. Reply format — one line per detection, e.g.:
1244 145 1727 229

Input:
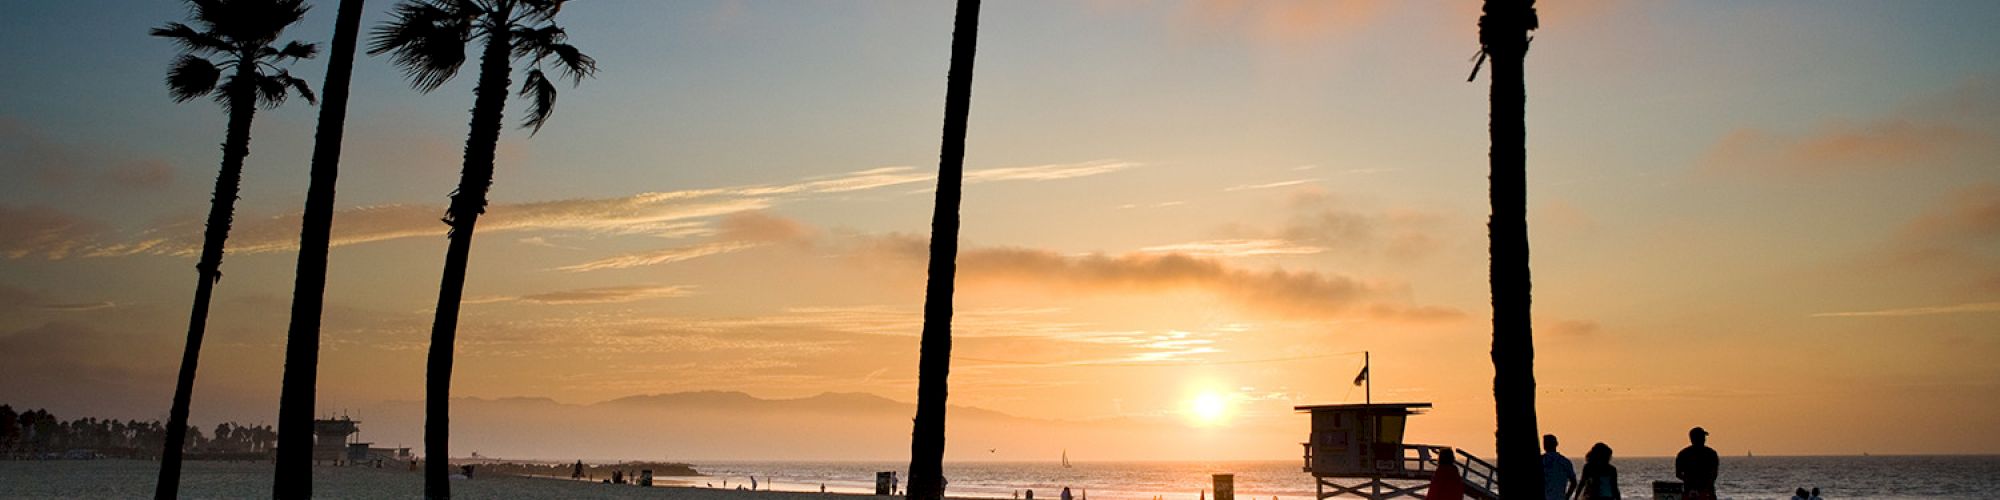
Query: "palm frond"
541 42 596 84
271 40 318 62
193 0 311 47
515 0 564 24
166 55 223 103
370 0 477 93
151 22 235 55
509 25 563 60
518 68 558 133
276 70 316 105
512 24 594 85
254 72 293 108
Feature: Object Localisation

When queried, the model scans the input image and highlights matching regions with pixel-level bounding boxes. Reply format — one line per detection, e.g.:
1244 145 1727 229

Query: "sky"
2 0 1998 461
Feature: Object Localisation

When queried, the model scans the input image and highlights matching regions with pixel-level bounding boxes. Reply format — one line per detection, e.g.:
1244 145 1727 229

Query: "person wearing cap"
1675 427 1720 499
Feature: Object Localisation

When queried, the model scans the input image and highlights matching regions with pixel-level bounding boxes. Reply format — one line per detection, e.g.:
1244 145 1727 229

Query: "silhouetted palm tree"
907 2 981 500
149 1 316 497
1477 0 1544 498
369 1 595 497
272 0 365 497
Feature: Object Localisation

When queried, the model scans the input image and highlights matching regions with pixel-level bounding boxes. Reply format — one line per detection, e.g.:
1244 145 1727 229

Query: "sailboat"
1061 449 1072 468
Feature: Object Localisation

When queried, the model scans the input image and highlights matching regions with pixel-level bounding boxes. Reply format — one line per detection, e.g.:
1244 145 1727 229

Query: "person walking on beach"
1573 443 1619 500
1542 434 1578 500
1675 427 1719 499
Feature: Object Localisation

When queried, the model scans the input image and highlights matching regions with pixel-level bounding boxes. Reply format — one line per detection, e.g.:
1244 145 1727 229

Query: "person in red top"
1425 448 1466 500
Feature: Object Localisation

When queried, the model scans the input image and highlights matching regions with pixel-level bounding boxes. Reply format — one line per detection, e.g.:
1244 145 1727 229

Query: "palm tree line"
1 405 276 459
143 1 1546 499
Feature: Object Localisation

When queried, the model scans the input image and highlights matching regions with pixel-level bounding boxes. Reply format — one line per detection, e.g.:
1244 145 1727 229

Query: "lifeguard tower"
1298 355 1498 499
312 417 359 465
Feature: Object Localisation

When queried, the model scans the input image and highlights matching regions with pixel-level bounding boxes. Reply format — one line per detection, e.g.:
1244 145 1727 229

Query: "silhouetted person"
1543 434 1577 500
1675 427 1719 499
1574 443 1619 500
1810 487 1822 500
1061 486 1073 500
573 460 585 479
1424 448 1465 500
1790 488 1809 500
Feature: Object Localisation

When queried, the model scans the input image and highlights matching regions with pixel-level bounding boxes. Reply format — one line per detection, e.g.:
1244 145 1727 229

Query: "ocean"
675 456 2000 500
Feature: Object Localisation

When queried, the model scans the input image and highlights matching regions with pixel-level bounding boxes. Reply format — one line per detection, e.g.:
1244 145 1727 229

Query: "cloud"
0 204 106 259
1548 319 1602 338
515 285 695 305
1204 189 1449 261
1885 183 2000 290
965 160 1139 183
1698 80 1998 178
1811 302 2000 318
1900 183 2000 244
66 160 1137 259
861 234 1457 321
1699 120 1977 177
1224 179 1319 192
0 117 176 190
1139 239 1325 257
556 241 763 272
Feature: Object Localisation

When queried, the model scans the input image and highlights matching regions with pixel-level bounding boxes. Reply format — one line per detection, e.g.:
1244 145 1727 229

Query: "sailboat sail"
1061 449 1072 468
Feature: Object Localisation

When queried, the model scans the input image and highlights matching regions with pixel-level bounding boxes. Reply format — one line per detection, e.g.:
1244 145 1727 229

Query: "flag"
1352 365 1369 386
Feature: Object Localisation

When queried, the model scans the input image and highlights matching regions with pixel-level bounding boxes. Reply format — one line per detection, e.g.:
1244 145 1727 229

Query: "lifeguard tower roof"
1293 402 1431 414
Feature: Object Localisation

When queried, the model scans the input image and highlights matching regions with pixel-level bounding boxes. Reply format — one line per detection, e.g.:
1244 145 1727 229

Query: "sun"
1189 392 1230 427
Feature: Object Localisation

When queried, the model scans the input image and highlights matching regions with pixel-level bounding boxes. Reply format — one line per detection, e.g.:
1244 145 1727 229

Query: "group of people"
1421 425 1726 500
1790 487 1826 500
1534 427 1721 500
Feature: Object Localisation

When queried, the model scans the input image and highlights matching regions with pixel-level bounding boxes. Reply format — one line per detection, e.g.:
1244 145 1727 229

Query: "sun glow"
1189 391 1230 427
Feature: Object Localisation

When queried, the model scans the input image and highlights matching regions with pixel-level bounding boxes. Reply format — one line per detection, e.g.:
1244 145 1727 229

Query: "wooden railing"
1299 442 1500 499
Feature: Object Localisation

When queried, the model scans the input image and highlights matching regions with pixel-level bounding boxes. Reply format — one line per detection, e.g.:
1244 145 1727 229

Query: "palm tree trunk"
274 0 365 497
1482 1 1542 499
423 24 512 500
907 2 980 500
157 64 259 500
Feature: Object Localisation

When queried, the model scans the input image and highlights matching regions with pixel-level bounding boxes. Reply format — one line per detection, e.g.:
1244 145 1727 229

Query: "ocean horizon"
676 455 2000 499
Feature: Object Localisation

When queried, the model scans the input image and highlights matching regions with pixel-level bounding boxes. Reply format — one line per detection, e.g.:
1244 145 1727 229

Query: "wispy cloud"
0 204 104 259
43 160 1137 260
1224 178 1319 192
1812 302 2000 318
556 241 763 272
466 285 696 306
1139 239 1325 257
966 160 1139 183
517 285 696 305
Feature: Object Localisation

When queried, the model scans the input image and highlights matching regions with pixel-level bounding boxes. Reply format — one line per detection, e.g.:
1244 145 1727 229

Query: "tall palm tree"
369 1 595 497
907 2 981 500
1478 0 1544 498
272 0 365 497
149 1 316 497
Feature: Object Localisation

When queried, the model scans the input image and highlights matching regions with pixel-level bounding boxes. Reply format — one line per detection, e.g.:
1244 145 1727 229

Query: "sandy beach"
0 460 877 500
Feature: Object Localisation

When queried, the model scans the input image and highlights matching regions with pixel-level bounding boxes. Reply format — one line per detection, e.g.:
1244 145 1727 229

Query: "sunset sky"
2 1 1997 461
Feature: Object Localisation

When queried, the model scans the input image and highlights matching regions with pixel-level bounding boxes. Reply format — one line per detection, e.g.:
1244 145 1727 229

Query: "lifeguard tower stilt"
1299 357 1499 498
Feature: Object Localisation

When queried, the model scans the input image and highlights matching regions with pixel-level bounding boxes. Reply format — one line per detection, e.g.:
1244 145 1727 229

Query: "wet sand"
0 459 888 500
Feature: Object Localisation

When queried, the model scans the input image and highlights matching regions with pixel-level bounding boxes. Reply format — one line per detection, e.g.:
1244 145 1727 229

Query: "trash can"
876 472 898 495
